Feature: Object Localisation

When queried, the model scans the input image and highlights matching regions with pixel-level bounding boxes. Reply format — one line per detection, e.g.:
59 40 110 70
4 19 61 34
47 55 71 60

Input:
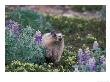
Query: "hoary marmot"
42 31 64 65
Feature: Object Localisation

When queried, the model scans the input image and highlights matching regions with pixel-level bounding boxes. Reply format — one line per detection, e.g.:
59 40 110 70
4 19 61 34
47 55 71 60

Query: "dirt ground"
25 5 100 18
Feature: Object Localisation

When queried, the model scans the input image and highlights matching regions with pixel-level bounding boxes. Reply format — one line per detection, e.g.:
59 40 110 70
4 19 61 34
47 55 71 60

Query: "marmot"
42 31 64 65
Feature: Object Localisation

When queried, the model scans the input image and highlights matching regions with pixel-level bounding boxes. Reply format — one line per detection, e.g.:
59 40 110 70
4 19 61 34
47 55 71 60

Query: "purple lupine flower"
5 20 14 29
86 57 96 71
84 48 91 61
77 48 85 64
77 48 91 65
100 56 106 72
81 53 87 64
12 22 20 33
5 20 20 32
5 20 20 38
34 30 42 45
99 55 106 64
93 41 99 50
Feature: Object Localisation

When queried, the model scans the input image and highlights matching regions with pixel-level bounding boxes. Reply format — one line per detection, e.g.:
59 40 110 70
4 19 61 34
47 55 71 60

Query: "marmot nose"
59 38 62 41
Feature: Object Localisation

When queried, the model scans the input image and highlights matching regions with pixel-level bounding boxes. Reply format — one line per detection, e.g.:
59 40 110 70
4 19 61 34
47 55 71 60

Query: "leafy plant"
46 15 106 49
5 48 77 72
5 7 106 72
6 8 52 32
100 5 106 21
5 26 45 64
72 41 106 72
71 5 102 12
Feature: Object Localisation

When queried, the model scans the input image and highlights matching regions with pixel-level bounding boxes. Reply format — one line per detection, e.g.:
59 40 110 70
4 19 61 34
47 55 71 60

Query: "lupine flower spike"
93 41 99 50
86 57 96 71
5 20 20 37
34 30 42 45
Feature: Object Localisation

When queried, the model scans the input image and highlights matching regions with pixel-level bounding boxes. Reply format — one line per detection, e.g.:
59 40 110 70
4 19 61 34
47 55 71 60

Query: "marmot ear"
51 31 56 37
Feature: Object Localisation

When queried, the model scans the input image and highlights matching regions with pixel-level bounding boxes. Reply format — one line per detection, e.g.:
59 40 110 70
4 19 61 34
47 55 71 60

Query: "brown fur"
42 32 64 64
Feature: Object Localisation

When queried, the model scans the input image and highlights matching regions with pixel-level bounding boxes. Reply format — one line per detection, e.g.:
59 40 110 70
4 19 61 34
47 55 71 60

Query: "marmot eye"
52 33 56 37
51 31 56 37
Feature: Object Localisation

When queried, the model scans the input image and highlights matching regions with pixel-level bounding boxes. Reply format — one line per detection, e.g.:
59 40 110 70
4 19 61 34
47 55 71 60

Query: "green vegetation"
5 6 106 72
71 5 102 12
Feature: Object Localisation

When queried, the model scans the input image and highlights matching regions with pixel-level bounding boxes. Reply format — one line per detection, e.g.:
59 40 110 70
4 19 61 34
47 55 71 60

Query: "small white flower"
73 65 79 72
85 47 90 54
35 30 42 36
93 41 99 50
74 67 79 72
78 48 83 55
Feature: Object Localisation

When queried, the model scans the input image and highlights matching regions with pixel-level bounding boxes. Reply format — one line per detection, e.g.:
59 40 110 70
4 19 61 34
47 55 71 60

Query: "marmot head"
51 31 64 42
